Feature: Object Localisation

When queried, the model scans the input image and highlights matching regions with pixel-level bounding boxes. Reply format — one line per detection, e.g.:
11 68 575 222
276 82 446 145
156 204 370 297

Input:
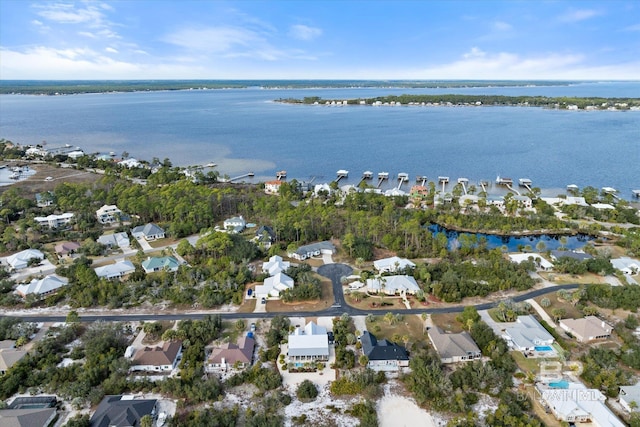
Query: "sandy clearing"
377 394 439 427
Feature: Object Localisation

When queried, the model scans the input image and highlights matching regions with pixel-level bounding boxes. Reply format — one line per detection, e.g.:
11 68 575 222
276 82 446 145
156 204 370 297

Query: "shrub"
296 379 318 400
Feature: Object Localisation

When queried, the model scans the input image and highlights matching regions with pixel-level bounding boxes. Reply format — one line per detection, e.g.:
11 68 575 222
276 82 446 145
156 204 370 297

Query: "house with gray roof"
0 347 27 375
503 315 554 353
6 249 45 270
288 241 335 261
95 260 136 280
0 408 57 427
15 275 68 299
131 223 165 241
262 255 290 276
366 275 420 295
142 256 180 273
559 316 612 343
91 395 157 427
361 331 409 371
287 322 329 362
550 250 593 262
98 232 130 249
611 257 640 275
619 383 640 412
427 326 481 364
223 215 246 233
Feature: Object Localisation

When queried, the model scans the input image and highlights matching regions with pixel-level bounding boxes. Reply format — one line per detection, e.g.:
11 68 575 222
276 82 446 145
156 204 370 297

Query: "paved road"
0 263 580 323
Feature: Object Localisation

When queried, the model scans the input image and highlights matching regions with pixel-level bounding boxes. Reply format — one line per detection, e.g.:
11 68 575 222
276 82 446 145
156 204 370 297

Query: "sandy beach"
377 393 439 427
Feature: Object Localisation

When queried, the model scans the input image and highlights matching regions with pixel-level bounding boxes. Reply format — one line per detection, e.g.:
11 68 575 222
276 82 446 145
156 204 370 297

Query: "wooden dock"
276 170 287 180
377 172 389 188
335 169 349 183
227 172 254 182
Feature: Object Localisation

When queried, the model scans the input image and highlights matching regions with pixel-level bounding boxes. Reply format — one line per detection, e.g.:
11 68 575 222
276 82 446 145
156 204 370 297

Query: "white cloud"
34 2 107 25
559 9 600 23
492 21 512 31
78 31 97 38
105 47 118 54
289 24 322 41
163 26 258 53
463 47 486 59
623 23 640 32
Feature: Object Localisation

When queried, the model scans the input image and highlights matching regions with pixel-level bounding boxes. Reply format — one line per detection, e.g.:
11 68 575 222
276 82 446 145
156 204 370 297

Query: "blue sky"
1 0 639 80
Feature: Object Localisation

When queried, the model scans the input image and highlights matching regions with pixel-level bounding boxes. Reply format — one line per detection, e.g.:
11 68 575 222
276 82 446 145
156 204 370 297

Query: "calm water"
429 225 594 252
0 81 638 196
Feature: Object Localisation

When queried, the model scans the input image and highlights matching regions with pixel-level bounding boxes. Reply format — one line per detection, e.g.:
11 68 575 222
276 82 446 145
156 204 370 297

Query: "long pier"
457 178 468 195
358 171 373 186
438 176 449 193
377 172 389 188
397 173 408 189
335 169 349 183
416 175 427 186
227 172 255 182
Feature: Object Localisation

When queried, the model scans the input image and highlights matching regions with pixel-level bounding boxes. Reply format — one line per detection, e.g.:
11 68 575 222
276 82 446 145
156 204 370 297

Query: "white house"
95 260 136 280
131 223 165 241
223 216 246 233
366 275 420 295
6 249 45 270
503 315 555 352
15 275 68 299
262 255 290 276
288 241 335 261
287 322 329 362
34 213 74 229
559 316 612 342
508 253 554 271
96 205 123 224
98 232 131 249
611 257 640 275
254 273 294 299
373 256 416 273
264 180 283 195
130 341 182 372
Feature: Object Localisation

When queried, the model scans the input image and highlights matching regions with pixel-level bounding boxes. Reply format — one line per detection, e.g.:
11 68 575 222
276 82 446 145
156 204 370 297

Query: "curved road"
1 263 579 323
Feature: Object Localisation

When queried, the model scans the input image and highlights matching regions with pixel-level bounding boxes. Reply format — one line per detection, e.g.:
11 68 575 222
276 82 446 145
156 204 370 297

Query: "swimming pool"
549 380 569 389
535 346 553 352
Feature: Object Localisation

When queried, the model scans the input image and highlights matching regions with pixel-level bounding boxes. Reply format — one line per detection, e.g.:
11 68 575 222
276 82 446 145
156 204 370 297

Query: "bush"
296 379 318 400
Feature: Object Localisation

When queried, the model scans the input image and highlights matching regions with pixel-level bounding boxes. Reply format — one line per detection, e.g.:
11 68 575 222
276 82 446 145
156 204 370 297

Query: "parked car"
261 297 266 304
250 322 256 332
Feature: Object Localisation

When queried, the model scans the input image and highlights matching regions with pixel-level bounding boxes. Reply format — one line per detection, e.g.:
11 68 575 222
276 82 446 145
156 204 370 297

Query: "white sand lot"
377 394 438 427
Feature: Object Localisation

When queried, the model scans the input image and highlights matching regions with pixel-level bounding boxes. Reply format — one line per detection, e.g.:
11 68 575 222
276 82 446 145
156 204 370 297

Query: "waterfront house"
550 250 593 262
142 256 180 273
513 195 533 209
96 204 123 224
365 275 420 295
131 223 165 241
611 257 640 275
559 316 612 342
373 256 416 273
130 341 182 372
223 215 246 233
94 260 136 280
15 275 68 299
361 331 409 371
54 241 80 257
619 384 640 412
35 192 54 208
262 255 290 276
287 322 329 362
508 253 554 271
97 231 131 249
34 213 74 229
503 315 554 352
91 395 157 427
6 249 45 270
264 180 283 195
254 272 294 299
536 382 624 427
427 327 482 364
288 241 336 261
206 336 255 372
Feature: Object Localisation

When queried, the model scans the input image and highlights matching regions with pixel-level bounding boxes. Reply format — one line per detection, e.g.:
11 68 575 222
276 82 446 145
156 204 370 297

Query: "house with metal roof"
90 395 157 427
131 223 165 241
130 341 182 372
550 250 593 262
223 216 246 233
361 331 409 371
97 231 130 249
15 275 68 299
96 204 123 224
6 249 45 270
508 253 554 271
206 336 255 372
365 275 420 295
611 257 640 275
619 383 640 413
95 260 136 280
262 255 290 276
34 213 74 229
141 256 180 273
287 322 329 362
0 408 57 427
254 272 294 299
54 241 80 257
373 256 416 273
503 315 554 352
427 326 482 364
559 316 612 343
288 241 335 261
0 346 27 375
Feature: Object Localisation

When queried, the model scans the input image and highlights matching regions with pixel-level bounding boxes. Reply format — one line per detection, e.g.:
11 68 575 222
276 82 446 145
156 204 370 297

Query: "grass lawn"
365 314 428 347
511 351 543 374
533 293 583 320
345 291 407 311
148 237 179 249
430 313 464 333
236 298 256 313
538 271 606 285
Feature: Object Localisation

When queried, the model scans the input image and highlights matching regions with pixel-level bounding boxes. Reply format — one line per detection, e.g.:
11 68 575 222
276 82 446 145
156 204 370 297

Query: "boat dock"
496 175 520 195
358 171 373 186
633 190 640 198
377 172 389 188
602 187 620 200
336 169 349 183
519 178 533 193
438 176 449 193
416 175 427 186
567 184 579 194
479 180 489 193
397 173 409 188
457 178 469 195
276 170 287 180
227 172 254 182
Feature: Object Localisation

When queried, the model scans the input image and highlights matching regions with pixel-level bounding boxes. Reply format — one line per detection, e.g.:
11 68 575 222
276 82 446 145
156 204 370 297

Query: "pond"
428 224 595 252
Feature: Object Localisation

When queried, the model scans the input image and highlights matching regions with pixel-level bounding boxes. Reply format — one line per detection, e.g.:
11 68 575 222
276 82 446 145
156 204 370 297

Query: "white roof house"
254 273 294 298
96 205 123 224
262 255 290 276
619 384 640 413
287 322 329 361
503 315 554 352
373 256 416 273
98 232 130 249
537 382 625 426
131 223 165 241
6 249 45 270
559 316 612 342
15 275 68 298
95 260 136 279
366 275 420 295
508 253 554 271
34 213 74 229
611 257 640 275
223 216 246 233
591 203 615 210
